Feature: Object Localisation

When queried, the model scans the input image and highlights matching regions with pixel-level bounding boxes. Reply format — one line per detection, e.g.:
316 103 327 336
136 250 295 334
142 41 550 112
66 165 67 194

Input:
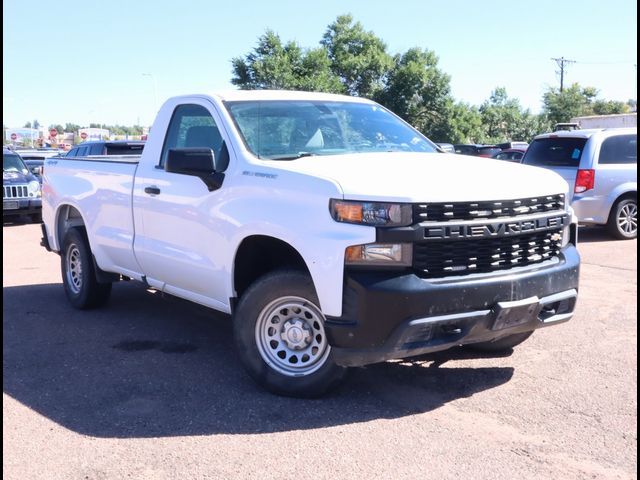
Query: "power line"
551 57 577 92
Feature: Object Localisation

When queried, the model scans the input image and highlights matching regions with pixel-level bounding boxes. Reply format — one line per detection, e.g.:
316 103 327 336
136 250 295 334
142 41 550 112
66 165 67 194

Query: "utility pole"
551 57 576 92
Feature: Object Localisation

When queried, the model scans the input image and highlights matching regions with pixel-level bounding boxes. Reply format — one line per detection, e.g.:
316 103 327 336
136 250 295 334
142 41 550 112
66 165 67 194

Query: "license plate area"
492 296 541 330
3 201 19 210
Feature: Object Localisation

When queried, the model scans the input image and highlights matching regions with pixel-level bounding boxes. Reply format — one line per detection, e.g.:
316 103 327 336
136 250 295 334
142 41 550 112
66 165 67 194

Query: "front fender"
229 221 374 318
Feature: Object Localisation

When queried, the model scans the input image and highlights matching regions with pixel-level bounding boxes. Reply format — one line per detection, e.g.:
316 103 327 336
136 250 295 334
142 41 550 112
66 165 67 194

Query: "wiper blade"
269 152 316 161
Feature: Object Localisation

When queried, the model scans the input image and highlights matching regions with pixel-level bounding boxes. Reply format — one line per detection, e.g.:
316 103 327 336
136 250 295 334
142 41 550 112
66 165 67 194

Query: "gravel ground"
3 222 637 479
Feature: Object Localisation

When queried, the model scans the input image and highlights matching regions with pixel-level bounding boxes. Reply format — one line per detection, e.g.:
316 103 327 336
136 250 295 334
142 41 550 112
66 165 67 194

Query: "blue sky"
3 0 637 128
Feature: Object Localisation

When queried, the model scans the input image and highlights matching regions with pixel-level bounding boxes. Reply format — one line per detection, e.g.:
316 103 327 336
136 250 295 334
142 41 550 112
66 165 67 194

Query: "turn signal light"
575 169 595 193
334 202 363 223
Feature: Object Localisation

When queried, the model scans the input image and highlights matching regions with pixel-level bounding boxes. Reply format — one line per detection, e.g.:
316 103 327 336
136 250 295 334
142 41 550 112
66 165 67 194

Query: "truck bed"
43 155 142 278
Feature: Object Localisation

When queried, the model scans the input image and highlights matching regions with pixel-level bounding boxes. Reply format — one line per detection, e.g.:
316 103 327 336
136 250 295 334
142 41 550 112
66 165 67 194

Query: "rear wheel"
61 227 112 309
607 197 637 240
469 331 534 353
233 270 346 397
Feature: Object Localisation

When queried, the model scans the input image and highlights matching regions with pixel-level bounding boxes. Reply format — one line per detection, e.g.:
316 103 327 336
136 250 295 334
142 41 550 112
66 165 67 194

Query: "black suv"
3 147 42 222
453 144 502 157
65 140 145 157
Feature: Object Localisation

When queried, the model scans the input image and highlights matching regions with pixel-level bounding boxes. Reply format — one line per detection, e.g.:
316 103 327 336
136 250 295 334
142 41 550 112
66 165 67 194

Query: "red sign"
10 133 17 140
50 128 58 137
80 132 88 140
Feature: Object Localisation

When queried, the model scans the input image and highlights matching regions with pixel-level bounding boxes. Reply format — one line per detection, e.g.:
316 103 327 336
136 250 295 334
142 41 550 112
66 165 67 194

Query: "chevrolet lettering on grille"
423 215 567 240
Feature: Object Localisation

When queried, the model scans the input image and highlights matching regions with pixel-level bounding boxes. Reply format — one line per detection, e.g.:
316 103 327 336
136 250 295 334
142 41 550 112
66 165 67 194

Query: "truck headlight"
345 243 412 266
27 180 41 197
330 199 412 227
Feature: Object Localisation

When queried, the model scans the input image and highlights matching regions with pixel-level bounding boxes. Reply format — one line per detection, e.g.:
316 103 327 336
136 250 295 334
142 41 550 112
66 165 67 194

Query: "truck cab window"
160 104 225 169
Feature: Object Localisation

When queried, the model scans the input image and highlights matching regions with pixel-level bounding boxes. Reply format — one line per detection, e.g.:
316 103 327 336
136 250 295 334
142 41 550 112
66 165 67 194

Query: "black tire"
469 331 534 353
61 227 112 309
233 270 347 397
607 197 637 240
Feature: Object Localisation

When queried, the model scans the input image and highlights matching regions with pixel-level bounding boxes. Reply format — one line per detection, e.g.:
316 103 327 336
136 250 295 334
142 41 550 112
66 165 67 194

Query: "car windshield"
523 137 588 168
3 152 28 173
224 100 438 159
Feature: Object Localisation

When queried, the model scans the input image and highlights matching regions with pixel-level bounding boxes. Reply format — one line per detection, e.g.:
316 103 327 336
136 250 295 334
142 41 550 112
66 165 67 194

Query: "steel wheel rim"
255 296 330 377
618 203 638 235
66 244 83 294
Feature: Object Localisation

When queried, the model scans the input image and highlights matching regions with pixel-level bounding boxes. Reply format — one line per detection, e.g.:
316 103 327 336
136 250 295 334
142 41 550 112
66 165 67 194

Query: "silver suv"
522 128 637 239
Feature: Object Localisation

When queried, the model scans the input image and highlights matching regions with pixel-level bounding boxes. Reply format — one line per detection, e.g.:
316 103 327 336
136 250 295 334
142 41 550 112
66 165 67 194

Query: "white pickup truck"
42 90 580 397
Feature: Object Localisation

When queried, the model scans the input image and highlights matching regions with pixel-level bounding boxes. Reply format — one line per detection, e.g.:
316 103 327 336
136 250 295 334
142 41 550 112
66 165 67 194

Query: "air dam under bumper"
326 244 580 367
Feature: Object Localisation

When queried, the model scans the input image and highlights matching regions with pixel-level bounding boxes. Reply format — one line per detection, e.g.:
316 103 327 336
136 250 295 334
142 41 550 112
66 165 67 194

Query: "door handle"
144 186 161 195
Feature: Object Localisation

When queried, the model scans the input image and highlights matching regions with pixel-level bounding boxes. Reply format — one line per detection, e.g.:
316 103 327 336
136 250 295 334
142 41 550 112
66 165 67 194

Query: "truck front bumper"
326 244 580 367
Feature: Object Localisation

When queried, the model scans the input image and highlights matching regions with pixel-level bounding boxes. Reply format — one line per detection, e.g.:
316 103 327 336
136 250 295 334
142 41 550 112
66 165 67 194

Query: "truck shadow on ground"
576 226 619 243
3 282 514 438
2 217 39 227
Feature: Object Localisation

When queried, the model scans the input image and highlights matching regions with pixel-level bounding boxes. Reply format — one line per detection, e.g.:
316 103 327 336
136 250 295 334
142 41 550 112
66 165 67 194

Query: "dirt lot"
3 222 637 479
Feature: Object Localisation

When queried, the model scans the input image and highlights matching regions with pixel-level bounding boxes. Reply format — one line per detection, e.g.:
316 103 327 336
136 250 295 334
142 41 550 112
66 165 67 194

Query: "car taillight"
575 169 595 193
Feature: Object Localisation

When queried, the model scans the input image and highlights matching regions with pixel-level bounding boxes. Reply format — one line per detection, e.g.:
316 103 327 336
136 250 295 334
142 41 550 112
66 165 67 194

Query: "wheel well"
233 236 309 301
56 205 85 247
609 191 637 217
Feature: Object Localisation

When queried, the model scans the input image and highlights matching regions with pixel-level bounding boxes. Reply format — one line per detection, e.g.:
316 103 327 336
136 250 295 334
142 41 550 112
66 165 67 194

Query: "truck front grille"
414 194 565 223
413 228 563 278
3 185 29 199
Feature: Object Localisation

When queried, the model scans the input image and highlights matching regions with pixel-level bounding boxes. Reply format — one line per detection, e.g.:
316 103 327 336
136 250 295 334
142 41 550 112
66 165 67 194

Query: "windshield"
522 137 588 168
3 153 28 173
224 100 438 159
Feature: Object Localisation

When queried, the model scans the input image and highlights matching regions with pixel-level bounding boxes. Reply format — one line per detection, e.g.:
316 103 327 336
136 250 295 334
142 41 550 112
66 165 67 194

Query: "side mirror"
33 166 43 175
165 148 225 191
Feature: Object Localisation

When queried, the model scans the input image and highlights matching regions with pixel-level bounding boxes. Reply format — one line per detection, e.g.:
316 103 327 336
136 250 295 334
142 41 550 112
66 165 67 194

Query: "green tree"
23 121 31 128
33 119 41 129
591 99 630 115
231 30 342 92
374 48 452 140
49 124 64 134
321 14 393 97
445 102 484 144
65 123 81 133
479 87 544 143
295 47 344 93
542 83 597 125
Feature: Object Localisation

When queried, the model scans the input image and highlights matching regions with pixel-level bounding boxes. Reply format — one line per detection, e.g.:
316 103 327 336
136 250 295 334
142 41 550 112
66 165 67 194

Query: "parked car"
42 90 579 397
3 147 42 222
65 140 145 157
522 128 637 239
492 148 527 163
436 143 455 153
454 144 502 157
15 148 61 182
496 141 529 150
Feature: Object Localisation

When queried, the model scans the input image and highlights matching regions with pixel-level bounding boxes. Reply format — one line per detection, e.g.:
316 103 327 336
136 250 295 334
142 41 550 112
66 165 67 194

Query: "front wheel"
233 270 346 397
468 331 534 353
607 198 637 240
61 227 112 309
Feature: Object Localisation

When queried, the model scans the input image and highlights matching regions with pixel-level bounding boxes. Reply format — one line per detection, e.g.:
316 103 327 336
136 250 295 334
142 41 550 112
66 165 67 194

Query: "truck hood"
272 152 569 202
